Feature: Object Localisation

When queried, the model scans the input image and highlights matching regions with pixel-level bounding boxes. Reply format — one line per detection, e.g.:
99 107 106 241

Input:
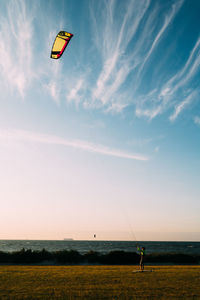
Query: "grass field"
0 265 199 299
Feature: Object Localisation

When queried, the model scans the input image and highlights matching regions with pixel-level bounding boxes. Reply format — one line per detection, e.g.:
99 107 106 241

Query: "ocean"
0 240 199 255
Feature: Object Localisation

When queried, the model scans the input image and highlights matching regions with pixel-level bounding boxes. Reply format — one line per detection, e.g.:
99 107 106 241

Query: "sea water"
0 240 199 255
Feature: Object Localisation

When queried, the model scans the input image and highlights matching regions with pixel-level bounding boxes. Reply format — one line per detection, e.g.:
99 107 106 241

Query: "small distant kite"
50 31 73 59
94 234 96 238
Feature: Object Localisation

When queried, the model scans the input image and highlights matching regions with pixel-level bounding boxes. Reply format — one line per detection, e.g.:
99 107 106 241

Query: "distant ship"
63 238 74 241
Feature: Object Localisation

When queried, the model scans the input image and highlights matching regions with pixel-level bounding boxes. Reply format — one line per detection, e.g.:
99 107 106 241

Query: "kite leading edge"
50 31 73 59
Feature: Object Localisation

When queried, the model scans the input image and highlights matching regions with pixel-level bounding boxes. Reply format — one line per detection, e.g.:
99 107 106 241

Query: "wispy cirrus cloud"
159 37 200 104
91 0 150 107
169 91 196 122
0 0 36 97
135 34 200 120
82 0 194 123
135 0 184 86
194 116 200 126
66 78 86 107
86 0 188 119
44 81 60 105
0 0 66 102
1 0 198 124
0 128 149 161
88 0 198 124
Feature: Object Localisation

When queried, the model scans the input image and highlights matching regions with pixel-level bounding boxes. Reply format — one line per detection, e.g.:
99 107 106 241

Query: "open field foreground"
0 266 200 299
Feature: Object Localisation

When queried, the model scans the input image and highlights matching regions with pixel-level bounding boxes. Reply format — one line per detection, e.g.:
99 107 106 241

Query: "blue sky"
0 0 200 241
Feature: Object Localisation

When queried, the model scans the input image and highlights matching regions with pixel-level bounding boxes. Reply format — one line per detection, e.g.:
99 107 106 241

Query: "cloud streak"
66 79 85 106
1 0 198 124
135 30 200 120
0 128 148 161
87 0 195 123
135 0 184 86
193 116 200 126
0 0 35 97
169 91 196 122
91 0 150 107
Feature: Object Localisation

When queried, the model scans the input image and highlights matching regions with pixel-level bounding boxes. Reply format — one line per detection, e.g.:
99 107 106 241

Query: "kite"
50 31 73 59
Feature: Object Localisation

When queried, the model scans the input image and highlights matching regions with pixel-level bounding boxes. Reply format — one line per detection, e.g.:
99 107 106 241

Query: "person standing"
137 246 146 271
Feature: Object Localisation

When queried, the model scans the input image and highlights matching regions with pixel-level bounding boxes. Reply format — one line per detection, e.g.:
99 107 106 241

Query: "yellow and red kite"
50 31 73 59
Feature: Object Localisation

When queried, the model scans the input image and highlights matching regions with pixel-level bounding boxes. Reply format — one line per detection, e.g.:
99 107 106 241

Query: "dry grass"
0 265 199 299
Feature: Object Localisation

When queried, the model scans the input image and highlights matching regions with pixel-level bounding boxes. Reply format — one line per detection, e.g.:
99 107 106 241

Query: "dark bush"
0 249 199 265
10 248 53 264
100 251 139 265
84 250 100 263
0 251 11 263
147 253 199 264
54 250 82 264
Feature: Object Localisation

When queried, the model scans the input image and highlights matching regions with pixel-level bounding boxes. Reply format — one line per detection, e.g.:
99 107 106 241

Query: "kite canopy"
50 31 73 59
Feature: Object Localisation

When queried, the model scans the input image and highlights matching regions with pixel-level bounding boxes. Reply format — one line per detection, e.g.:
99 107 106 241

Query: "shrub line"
0 249 199 265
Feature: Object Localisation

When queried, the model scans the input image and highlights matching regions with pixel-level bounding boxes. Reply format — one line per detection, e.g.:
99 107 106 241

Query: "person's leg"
141 257 144 271
141 261 144 271
140 257 142 271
